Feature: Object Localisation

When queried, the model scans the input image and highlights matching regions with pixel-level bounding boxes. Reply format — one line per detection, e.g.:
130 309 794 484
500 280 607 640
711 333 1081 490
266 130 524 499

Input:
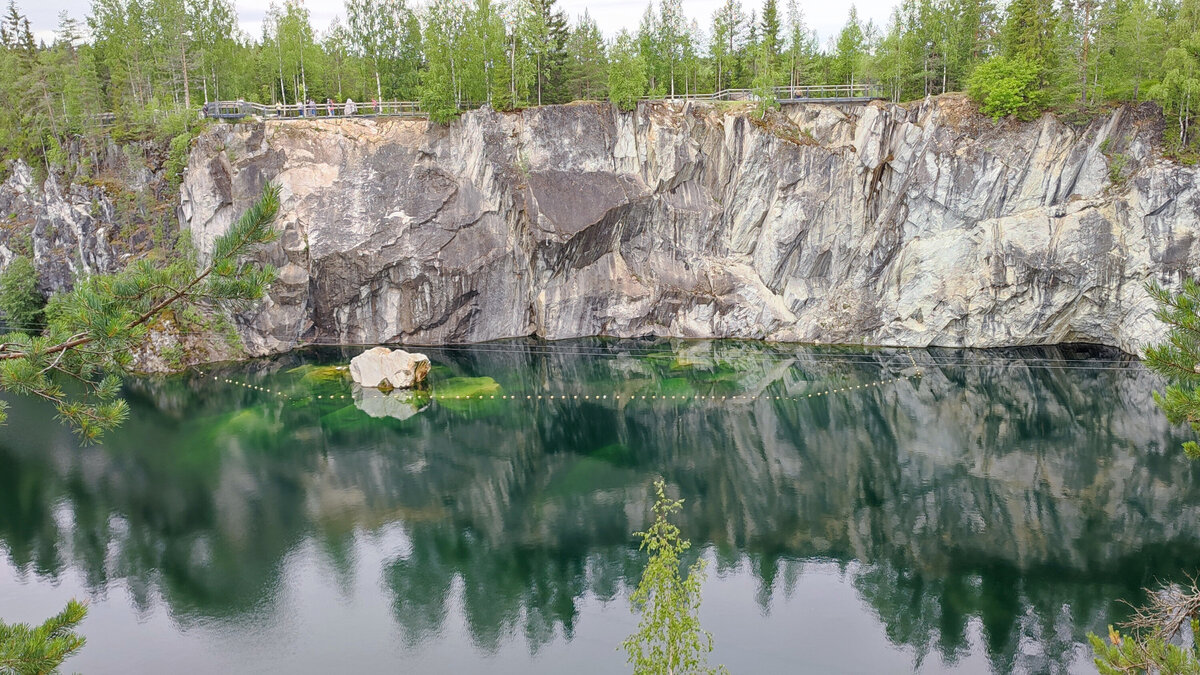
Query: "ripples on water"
1 339 1198 674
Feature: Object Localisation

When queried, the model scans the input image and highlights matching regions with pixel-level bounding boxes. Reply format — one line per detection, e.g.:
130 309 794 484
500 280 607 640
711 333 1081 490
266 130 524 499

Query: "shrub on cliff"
0 255 43 332
968 56 1045 121
165 131 193 189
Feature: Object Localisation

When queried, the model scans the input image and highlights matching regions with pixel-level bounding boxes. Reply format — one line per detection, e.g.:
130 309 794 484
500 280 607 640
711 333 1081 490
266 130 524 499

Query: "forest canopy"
2 0 1200 169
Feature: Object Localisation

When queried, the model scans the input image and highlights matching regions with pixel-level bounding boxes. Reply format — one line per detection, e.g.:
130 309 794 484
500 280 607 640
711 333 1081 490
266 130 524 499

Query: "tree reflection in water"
1 339 1198 672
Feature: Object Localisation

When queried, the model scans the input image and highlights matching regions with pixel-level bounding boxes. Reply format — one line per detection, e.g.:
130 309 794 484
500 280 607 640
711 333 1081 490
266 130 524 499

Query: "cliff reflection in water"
2 339 1199 672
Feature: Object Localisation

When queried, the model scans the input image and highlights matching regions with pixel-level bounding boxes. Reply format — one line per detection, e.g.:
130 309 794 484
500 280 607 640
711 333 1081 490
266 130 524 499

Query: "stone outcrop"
349 347 431 388
0 140 170 296
0 142 221 372
179 96 1200 356
0 161 123 295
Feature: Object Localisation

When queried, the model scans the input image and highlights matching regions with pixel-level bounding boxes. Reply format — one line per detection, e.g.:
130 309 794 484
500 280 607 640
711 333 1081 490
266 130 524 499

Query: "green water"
2 339 1198 674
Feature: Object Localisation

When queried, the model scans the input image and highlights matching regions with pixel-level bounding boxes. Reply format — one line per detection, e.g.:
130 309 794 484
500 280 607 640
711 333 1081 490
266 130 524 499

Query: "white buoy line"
200 370 924 404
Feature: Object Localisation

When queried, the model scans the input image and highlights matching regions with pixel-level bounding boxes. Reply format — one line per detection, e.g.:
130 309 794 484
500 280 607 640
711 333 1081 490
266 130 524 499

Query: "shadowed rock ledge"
178 96 1200 356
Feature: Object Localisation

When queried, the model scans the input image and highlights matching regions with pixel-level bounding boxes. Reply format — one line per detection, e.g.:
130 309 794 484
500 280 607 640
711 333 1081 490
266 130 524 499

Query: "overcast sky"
24 0 899 48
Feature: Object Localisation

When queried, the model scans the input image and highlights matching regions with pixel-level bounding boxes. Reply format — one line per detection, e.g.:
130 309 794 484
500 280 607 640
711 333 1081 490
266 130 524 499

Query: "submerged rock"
349 347 431 389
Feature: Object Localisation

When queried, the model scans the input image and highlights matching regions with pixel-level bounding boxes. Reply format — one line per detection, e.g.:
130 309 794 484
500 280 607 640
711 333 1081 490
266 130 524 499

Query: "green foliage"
1144 278 1200 458
1108 152 1128 184
0 183 280 442
832 6 866 86
566 11 608 101
608 31 646 112
420 61 460 125
165 131 194 189
1090 625 1200 674
0 255 43 332
0 599 87 674
621 480 725 675
751 45 780 118
1149 40 1200 153
968 56 1045 120
1090 579 1200 674
1 0 1199 178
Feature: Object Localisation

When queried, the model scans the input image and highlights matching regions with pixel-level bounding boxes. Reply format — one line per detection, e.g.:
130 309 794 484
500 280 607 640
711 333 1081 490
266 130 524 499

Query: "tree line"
2 0 1200 168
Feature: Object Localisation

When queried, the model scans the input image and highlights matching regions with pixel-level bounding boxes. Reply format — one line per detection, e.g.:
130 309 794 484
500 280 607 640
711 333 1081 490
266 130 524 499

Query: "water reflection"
2 339 1198 673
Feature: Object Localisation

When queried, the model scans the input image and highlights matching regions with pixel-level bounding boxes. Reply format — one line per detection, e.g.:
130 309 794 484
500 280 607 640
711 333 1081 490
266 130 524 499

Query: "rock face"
0 140 171 296
349 347 431 388
0 161 122 295
179 97 1200 355
0 143 225 372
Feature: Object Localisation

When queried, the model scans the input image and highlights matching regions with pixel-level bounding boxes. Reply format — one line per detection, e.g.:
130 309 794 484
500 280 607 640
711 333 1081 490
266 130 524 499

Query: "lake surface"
2 339 1199 674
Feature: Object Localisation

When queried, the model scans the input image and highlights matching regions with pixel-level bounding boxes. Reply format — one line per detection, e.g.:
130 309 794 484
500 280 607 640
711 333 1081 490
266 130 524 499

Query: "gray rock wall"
179 96 1200 355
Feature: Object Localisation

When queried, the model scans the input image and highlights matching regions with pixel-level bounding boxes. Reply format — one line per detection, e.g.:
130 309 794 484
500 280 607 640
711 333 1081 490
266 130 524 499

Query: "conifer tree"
760 0 781 70
1143 279 1200 459
539 0 570 104
565 11 607 101
1001 0 1060 89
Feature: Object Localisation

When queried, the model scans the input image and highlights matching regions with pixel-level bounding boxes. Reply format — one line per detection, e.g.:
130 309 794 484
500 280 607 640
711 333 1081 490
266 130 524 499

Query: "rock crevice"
169 97 1199 355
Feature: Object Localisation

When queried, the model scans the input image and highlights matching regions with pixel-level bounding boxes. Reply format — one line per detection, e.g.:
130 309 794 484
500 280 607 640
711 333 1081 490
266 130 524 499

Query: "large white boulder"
349 347 431 389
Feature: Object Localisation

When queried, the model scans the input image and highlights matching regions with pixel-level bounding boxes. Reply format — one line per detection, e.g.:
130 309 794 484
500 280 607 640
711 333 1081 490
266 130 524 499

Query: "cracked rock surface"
178 96 1200 356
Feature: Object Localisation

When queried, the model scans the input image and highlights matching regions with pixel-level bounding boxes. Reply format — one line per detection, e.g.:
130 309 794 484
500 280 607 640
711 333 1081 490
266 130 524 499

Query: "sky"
22 0 899 48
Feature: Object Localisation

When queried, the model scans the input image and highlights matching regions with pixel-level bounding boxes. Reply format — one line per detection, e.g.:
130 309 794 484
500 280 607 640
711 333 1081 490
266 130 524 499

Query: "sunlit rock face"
179 97 1200 355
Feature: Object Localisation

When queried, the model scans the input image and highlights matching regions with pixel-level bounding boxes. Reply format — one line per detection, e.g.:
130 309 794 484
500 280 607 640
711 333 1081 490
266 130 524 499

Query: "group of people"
202 97 388 119
282 98 360 118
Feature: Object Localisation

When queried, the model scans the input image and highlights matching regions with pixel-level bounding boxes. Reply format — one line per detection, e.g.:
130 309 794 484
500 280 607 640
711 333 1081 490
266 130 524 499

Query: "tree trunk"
181 41 191 109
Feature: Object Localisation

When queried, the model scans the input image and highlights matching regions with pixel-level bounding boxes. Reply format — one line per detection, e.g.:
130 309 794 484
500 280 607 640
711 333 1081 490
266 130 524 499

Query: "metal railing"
202 100 425 120
198 85 885 122
641 84 885 103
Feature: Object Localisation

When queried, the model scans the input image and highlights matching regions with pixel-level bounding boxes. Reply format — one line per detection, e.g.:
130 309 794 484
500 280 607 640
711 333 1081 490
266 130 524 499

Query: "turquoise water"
1 339 1198 674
